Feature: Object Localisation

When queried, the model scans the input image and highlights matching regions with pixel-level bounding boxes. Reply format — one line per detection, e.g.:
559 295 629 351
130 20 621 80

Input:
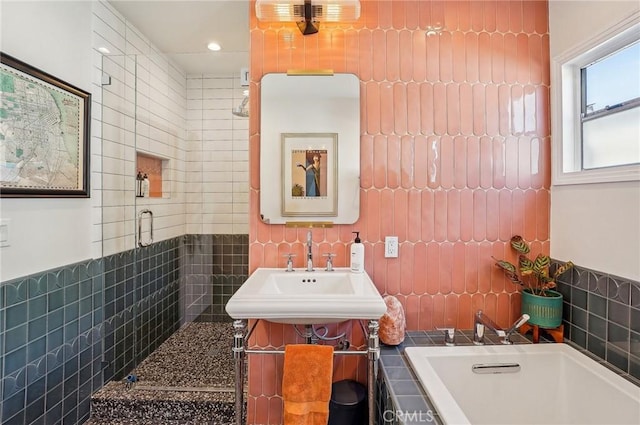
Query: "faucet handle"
502 314 530 344
283 253 296 272
322 253 336 271
436 327 456 346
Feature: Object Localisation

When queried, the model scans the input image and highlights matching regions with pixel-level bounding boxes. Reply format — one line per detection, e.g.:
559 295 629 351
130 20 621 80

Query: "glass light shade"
255 0 360 22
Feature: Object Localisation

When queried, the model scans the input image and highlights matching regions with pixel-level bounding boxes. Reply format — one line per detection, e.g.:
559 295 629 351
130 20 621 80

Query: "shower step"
88 322 245 425
89 381 239 424
85 418 235 425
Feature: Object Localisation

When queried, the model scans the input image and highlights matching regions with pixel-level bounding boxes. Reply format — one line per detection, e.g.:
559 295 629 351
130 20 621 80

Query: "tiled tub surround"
377 330 640 425
0 234 248 425
553 261 640 382
376 330 531 425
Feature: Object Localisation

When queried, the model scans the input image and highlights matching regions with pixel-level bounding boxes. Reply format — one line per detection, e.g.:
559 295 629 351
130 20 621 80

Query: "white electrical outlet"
384 236 398 258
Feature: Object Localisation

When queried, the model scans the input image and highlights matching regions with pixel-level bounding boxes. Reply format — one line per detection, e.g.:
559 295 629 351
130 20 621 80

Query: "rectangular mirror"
259 73 360 224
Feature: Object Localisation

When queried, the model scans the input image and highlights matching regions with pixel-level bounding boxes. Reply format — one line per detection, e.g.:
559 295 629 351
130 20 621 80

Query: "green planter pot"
521 289 563 328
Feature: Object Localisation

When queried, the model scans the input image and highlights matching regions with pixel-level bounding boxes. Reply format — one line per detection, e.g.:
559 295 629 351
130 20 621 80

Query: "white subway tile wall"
91 1 248 256
186 74 249 235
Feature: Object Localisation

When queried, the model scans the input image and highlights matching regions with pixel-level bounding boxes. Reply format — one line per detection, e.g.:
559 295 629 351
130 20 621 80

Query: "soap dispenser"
350 231 364 273
142 173 150 197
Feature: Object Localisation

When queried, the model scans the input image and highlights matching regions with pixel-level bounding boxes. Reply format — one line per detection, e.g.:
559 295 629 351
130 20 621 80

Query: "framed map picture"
281 133 337 217
0 53 91 197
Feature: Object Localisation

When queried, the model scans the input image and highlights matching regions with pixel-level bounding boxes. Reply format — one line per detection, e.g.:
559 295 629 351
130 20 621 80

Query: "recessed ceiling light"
207 42 222 51
98 46 111 54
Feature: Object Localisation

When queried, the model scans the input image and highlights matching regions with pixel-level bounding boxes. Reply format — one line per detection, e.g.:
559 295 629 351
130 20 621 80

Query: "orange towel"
282 344 334 425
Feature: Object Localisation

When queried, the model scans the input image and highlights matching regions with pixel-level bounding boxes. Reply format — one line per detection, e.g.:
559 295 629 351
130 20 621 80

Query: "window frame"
551 12 640 185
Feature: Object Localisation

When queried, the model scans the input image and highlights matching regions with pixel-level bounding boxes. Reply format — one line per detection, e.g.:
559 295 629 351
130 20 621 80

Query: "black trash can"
328 379 367 425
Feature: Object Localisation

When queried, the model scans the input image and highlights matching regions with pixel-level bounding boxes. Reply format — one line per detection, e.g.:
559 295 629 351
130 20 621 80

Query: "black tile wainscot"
0 234 248 425
553 260 640 383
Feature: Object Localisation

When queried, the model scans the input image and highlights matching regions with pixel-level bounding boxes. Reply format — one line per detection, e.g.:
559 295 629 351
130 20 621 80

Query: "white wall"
0 1 96 281
549 0 640 281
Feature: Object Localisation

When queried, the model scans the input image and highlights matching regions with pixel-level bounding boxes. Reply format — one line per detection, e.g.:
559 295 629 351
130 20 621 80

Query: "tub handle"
472 363 521 374
436 327 456 346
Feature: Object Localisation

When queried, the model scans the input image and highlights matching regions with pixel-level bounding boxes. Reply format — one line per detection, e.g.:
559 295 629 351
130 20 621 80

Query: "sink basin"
225 268 386 324
258 272 356 295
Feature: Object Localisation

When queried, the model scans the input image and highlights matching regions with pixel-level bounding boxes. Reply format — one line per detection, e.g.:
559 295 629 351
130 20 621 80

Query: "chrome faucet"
306 229 314 272
473 310 530 345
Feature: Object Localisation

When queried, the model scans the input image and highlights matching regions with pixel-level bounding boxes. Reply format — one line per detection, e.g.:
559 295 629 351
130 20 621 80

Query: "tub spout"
473 310 503 345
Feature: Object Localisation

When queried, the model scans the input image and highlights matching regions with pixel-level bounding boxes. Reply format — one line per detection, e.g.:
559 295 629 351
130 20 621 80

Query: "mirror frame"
259 73 360 224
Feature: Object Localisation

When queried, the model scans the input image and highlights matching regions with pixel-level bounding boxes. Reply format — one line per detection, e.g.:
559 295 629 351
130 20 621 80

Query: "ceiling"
108 0 250 75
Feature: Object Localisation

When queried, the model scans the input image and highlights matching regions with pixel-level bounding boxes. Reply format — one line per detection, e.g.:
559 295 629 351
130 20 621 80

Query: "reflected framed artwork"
281 133 337 216
0 53 91 198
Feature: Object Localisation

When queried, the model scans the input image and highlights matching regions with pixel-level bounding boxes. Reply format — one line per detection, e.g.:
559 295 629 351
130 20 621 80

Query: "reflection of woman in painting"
297 154 321 196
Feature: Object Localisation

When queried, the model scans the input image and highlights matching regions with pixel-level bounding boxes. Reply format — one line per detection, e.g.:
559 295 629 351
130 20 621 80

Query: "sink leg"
367 320 379 425
233 319 246 425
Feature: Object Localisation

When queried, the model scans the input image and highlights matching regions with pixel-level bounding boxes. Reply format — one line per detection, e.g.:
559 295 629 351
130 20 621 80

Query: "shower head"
232 90 249 117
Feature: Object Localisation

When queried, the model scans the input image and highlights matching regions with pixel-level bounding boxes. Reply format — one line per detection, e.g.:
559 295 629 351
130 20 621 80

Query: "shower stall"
88 52 249 422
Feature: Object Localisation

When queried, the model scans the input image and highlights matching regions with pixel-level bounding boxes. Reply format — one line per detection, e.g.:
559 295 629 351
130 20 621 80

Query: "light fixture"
255 0 360 35
207 42 222 51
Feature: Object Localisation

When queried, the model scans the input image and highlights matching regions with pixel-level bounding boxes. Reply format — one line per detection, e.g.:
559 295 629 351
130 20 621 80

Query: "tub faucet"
306 229 314 272
473 310 530 345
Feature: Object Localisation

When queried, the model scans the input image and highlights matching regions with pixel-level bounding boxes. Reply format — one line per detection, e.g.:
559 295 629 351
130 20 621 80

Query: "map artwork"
1 55 87 194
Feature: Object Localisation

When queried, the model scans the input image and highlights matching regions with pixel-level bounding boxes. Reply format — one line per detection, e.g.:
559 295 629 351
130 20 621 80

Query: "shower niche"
136 151 169 198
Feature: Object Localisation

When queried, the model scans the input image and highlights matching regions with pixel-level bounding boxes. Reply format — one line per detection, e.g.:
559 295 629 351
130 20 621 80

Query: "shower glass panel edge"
101 53 139 382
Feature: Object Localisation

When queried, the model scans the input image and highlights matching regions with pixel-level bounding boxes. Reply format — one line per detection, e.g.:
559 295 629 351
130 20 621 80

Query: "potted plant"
494 236 574 328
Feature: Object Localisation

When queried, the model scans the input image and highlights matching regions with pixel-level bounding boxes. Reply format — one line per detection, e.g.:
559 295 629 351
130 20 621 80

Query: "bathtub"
404 344 640 425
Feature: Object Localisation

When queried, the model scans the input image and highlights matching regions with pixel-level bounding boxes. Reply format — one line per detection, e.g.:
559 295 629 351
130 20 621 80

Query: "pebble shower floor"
87 322 244 425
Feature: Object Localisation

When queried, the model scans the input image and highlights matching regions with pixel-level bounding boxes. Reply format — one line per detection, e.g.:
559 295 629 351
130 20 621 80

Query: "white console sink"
225 268 386 324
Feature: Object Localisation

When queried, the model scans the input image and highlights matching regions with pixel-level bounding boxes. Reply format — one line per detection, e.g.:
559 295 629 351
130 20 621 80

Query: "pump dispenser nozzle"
350 231 364 273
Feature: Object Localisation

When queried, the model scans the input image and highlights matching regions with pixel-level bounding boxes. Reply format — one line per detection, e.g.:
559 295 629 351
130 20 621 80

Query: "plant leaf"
519 255 534 275
510 235 530 254
493 257 517 274
533 254 550 275
553 261 574 279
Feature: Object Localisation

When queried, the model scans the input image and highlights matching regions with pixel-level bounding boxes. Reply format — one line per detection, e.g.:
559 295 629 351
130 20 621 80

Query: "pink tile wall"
248 1 550 422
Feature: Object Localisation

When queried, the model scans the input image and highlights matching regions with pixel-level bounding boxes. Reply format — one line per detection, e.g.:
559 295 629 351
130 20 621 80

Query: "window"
552 16 640 185
581 42 640 170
